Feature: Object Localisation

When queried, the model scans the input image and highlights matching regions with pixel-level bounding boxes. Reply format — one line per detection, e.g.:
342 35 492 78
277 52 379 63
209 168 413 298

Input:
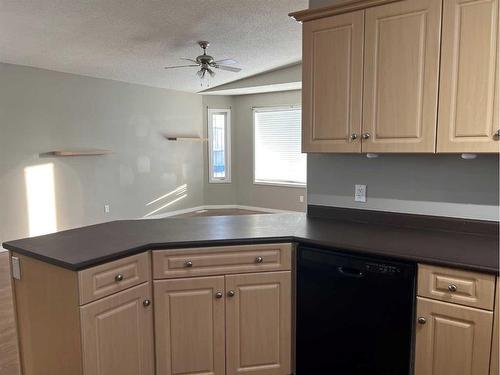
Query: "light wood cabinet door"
225 271 291 375
491 278 499 375
415 297 493 375
437 0 499 152
302 10 364 152
80 282 154 375
362 0 442 152
154 276 225 375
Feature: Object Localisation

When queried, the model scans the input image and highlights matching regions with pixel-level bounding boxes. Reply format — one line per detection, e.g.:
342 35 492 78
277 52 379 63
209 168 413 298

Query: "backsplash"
307 154 500 221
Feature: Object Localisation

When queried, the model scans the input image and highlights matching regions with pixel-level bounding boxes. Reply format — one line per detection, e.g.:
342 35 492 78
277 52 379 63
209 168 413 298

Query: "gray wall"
308 154 499 220
0 63 204 245
203 91 307 212
307 0 499 221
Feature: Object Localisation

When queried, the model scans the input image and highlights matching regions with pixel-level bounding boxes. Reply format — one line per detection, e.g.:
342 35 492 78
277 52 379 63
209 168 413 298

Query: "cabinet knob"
185 261 193 268
227 290 236 297
115 274 124 282
143 299 151 307
215 292 223 299
448 284 458 292
494 130 500 139
418 317 427 325
255 256 264 264
362 133 371 140
350 133 358 141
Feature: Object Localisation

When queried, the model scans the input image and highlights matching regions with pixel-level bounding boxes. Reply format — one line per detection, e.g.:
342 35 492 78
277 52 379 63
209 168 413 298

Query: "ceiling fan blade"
164 64 199 69
181 58 199 64
213 58 238 65
214 65 242 73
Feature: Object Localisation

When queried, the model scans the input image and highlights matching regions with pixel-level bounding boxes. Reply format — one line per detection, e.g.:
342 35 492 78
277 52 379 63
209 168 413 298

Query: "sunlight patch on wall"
146 184 187 206
24 163 57 236
144 194 187 217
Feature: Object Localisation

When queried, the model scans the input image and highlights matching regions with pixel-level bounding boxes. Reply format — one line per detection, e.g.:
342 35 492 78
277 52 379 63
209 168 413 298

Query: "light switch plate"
11 256 21 280
354 184 367 202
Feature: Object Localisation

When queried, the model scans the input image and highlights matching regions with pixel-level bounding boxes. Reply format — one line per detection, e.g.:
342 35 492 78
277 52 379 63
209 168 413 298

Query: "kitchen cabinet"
225 271 292 375
437 0 499 152
417 263 496 310
154 276 226 375
154 271 292 375
153 243 293 375
293 0 499 154
362 0 442 152
301 10 364 152
415 264 496 375
415 297 493 375
11 241 498 375
491 277 499 375
80 283 155 375
12 252 154 375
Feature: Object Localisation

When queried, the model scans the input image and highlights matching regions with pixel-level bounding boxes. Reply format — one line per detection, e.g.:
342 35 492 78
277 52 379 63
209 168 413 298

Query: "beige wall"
0 63 204 245
203 90 306 212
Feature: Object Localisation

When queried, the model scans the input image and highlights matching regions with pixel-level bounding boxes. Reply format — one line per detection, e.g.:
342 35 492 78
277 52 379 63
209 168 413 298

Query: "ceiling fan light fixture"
163 41 242 83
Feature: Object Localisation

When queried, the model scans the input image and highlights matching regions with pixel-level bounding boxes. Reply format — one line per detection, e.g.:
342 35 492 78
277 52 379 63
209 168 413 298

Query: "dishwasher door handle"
338 266 365 278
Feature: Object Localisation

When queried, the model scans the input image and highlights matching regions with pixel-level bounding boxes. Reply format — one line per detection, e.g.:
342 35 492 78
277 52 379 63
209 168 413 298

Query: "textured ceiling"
0 0 307 93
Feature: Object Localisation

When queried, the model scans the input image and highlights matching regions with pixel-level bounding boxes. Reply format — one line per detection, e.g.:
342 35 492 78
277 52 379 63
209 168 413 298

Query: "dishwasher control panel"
366 262 401 274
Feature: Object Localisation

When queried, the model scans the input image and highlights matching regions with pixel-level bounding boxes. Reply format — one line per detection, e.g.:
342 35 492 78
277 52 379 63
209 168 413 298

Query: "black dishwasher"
296 246 416 374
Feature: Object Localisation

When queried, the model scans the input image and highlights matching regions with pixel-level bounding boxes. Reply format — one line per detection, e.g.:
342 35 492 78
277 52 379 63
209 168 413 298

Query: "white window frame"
253 105 306 188
208 108 231 183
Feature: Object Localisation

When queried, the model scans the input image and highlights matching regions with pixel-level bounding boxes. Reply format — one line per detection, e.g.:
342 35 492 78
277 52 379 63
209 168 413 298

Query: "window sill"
253 180 306 189
209 179 232 184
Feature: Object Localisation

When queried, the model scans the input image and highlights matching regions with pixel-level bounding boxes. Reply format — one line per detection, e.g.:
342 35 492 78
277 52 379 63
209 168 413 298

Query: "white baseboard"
142 204 299 219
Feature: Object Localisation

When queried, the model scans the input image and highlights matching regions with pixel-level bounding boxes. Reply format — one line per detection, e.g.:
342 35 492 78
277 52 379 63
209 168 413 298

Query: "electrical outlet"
104 204 110 213
354 184 366 202
299 195 304 203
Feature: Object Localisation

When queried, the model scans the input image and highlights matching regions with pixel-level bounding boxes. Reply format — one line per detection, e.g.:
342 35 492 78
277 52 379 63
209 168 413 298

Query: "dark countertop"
3 212 499 274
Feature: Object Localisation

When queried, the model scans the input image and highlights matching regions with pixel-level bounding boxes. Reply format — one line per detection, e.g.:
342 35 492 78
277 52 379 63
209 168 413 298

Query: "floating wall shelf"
41 149 113 157
163 135 207 142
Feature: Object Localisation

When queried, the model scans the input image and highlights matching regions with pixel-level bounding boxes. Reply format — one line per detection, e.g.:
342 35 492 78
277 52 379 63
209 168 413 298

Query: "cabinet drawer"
418 264 495 310
153 243 292 279
78 253 151 305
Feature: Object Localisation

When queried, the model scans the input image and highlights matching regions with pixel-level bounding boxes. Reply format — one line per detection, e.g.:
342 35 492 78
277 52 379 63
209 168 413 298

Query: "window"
208 108 231 183
253 106 306 186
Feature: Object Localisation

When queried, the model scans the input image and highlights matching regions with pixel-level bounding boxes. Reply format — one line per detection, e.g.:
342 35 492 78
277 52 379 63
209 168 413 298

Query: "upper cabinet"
362 0 442 152
437 0 499 152
293 0 500 153
302 10 364 152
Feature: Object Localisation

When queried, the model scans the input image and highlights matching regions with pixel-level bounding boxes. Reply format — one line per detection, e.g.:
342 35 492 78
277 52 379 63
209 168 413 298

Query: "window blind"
254 107 306 185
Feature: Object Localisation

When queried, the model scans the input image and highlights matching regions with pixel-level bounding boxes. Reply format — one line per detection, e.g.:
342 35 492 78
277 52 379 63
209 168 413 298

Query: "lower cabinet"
415 297 494 375
154 271 292 375
154 276 226 375
491 277 500 375
80 282 155 375
225 272 292 375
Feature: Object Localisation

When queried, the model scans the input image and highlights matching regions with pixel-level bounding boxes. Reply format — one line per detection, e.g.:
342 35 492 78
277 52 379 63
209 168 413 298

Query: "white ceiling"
0 0 307 93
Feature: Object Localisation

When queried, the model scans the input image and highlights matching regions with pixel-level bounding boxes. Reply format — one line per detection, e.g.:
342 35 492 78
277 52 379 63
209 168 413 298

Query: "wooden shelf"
42 149 113 157
163 136 207 142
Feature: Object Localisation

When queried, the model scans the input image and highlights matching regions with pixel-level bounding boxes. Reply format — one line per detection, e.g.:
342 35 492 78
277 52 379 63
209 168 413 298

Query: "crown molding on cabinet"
289 0 402 22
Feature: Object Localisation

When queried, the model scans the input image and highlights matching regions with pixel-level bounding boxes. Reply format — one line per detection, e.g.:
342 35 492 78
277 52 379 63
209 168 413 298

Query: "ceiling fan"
164 41 242 79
